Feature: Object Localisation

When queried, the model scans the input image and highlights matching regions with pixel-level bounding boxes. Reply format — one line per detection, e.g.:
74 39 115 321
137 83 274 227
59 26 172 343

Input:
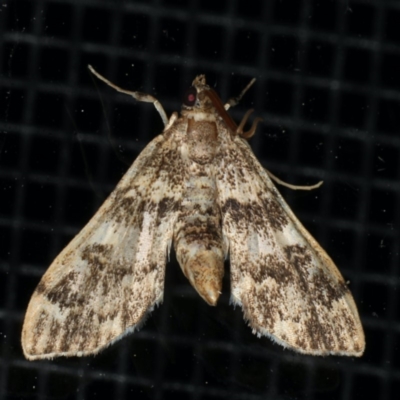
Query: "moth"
22 67 365 360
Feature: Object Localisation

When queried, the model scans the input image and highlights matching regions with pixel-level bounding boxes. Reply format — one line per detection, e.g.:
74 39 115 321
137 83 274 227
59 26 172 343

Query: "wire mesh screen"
0 0 399 399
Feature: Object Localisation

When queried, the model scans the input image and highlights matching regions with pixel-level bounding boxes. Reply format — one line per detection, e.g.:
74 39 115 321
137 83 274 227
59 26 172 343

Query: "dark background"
0 0 399 399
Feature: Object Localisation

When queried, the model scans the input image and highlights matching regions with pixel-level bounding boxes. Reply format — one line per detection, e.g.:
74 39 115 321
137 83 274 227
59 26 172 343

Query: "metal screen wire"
0 0 399 399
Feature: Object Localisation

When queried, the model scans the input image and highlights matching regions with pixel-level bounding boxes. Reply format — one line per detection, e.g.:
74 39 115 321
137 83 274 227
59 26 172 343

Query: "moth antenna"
265 168 324 191
88 65 169 127
225 78 256 110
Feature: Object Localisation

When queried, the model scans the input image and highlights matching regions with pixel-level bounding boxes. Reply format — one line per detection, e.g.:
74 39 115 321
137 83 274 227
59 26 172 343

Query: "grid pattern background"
1 0 399 399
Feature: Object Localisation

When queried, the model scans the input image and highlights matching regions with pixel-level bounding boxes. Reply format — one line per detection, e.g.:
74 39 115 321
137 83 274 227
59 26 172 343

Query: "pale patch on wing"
22 124 186 360
215 126 365 356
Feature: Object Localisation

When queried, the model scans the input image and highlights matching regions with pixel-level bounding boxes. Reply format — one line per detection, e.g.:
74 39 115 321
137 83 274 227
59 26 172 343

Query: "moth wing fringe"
23 297 163 361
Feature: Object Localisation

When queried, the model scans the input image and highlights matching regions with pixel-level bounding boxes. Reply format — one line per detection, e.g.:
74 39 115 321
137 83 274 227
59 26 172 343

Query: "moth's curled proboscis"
21 70 365 360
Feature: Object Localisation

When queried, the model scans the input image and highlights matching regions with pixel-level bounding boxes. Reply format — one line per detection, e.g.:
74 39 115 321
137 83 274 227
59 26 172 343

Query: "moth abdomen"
177 246 224 306
174 170 224 306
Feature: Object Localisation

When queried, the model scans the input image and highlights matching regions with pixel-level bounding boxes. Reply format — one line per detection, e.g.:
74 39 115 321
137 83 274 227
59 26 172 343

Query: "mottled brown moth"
22 67 365 360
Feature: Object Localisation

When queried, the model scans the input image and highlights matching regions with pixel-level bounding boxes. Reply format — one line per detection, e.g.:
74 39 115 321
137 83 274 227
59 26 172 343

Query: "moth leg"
224 78 256 110
88 65 169 127
236 109 263 139
266 168 324 191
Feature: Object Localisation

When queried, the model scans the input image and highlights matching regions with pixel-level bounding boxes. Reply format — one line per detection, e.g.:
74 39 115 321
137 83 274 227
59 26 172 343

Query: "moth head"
181 75 216 115
181 75 239 133
182 75 225 121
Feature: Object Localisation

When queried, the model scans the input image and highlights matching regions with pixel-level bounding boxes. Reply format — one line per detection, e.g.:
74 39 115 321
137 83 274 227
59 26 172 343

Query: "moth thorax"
186 118 219 164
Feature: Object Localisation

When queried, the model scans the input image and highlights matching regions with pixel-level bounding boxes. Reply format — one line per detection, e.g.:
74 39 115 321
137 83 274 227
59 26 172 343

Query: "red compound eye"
183 87 197 106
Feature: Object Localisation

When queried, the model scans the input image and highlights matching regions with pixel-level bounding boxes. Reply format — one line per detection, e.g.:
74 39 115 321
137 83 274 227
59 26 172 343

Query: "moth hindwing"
21 71 365 360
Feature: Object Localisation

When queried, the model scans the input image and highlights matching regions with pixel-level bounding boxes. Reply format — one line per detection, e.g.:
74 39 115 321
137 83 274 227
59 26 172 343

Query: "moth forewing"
21 131 185 360
22 70 364 360
216 134 365 356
